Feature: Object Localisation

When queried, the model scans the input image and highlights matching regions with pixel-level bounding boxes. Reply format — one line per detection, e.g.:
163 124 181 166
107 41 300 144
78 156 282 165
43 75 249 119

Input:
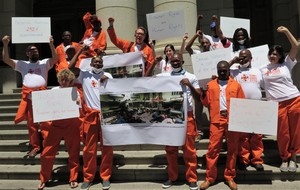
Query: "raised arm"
49 36 58 68
179 33 188 55
185 30 202 55
1 35 16 69
277 26 299 60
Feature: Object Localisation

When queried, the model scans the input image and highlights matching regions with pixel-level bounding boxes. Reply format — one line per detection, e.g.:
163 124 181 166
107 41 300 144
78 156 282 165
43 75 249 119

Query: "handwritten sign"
12 17 51 44
191 48 232 86
32 87 79 123
146 10 185 40
228 98 278 136
220 16 250 38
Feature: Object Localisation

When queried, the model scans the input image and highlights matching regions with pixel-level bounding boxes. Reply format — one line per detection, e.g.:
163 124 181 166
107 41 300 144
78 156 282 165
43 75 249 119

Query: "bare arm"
212 15 226 40
277 26 299 60
185 30 202 55
179 33 188 55
49 36 58 68
1 35 16 69
180 78 201 101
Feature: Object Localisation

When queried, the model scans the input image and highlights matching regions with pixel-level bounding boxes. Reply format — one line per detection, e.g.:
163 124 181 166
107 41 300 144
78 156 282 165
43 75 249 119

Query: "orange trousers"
239 133 264 165
277 96 300 161
26 99 41 151
82 112 113 182
39 118 81 183
205 116 240 182
165 112 198 183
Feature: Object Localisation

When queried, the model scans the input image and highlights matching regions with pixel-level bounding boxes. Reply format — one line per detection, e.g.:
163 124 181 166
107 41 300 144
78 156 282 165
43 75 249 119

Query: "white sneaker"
288 160 297 172
280 161 288 172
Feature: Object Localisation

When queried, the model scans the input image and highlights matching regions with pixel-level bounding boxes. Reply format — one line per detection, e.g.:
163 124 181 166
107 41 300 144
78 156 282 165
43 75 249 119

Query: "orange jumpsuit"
107 27 154 75
82 107 113 182
201 77 245 182
277 96 300 161
39 117 81 183
15 85 47 152
78 12 107 64
55 42 80 72
165 111 198 183
239 133 264 165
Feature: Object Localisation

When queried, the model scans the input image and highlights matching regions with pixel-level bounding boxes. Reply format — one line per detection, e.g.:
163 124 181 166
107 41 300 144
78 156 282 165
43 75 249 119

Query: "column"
95 0 138 54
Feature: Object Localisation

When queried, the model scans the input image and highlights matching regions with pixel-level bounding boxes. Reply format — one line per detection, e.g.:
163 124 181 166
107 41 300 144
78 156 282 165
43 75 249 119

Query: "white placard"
12 17 51 44
220 16 250 38
228 98 278 136
100 76 187 146
32 87 80 123
231 44 270 70
191 48 232 86
146 10 185 40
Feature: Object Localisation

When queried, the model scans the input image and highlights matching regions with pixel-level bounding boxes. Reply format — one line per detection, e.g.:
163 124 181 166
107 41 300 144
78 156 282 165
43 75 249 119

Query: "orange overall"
239 133 264 165
277 96 300 161
15 85 47 151
165 111 198 183
107 27 154 75
82 107 113 182
55 42 80 72
39 117 81 183
201 78 245 182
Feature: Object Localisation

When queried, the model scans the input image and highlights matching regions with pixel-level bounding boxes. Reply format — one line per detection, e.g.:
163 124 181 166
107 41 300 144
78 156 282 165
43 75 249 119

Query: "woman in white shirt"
260 26 300 172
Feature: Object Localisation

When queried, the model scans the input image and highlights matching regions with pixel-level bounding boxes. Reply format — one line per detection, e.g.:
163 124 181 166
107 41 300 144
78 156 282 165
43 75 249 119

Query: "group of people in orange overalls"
1 11 300 190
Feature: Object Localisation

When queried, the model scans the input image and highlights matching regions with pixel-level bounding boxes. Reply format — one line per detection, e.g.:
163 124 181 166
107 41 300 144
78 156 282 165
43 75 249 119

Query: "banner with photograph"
99 76 187 146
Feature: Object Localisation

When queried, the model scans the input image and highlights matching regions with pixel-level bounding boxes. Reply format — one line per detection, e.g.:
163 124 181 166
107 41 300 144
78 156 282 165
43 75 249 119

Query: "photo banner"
12 17 51 44
99 76 188 146
146 10 185 40
32 87 80 123
228 98 278 136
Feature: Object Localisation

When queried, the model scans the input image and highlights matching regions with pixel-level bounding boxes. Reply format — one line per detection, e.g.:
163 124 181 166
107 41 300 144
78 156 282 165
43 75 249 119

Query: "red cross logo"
241 74 248 81
91 80 97 87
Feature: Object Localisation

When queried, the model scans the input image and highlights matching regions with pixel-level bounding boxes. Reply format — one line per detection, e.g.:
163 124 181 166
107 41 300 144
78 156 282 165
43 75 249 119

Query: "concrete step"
0 121 27 130
0 99 20 106
0 105 18 113
0 93 21 100
0 113 16 121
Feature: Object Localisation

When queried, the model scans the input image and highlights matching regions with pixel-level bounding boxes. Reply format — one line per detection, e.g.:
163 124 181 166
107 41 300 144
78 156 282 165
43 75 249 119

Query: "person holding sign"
55 31 80 72
38 69 81 190
199 61 245 190
158 53 200 190
229 49 264 171
71 56 113 190
2 35 58 158
260 26 300 172
232 28 251 52
107 17 154 75
78 12 107 65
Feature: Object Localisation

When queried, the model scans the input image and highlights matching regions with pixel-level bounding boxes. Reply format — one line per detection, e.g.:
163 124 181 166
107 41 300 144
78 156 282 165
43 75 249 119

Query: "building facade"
0 0 300 93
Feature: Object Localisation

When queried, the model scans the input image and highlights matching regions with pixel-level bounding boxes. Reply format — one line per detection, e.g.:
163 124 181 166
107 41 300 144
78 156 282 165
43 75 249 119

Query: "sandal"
70 181 78 189
37 182 45 190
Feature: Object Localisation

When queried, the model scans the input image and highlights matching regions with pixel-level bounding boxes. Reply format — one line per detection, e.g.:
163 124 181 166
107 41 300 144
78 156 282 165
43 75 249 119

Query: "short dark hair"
25 45 37 52
268 45 285 63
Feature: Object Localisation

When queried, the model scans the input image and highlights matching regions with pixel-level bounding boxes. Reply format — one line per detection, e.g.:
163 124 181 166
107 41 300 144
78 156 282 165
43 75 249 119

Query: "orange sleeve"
91 30 107 51
83 12 92 30
107 27 131 52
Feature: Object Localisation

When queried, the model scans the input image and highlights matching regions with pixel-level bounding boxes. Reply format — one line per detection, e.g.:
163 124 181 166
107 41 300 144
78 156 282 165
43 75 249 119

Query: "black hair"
268 45 285 64
25 44 37 52
232 28 251 52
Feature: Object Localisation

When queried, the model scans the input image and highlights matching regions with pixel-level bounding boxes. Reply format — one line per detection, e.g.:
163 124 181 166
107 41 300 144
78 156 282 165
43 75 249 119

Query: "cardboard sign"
220 16 250 38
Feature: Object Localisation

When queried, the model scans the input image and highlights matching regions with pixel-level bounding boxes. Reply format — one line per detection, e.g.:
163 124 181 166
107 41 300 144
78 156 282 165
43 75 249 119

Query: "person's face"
26 46 39 62
135 29 146 45
217 63 230 80
62 31 72 42
201 38 211 52
268 50 281 64
164 46 174 59
90 57 103 68
93 21 102 32
170 54 183 69
238 50 251 66
236 30 245 41
59 77 72 88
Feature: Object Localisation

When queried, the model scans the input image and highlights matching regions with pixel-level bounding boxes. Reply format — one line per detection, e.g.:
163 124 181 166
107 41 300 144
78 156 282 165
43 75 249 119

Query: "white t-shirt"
219 80 228 110
77 70 113 110
204 34 226 50
15 59 51 88
231 67 263 100
157 70 200 111
83 31 99 47
260 55 300 102
159 59 172 73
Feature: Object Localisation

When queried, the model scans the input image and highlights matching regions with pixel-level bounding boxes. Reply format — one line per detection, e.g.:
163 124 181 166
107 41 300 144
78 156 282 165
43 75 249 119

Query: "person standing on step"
259 26 300 173
158 53 200 190
38 69 81 190
199 61 245 190
232 28 251 52
70 56 113 190
1 35 58 158
229 49 264 171
107 17 154 76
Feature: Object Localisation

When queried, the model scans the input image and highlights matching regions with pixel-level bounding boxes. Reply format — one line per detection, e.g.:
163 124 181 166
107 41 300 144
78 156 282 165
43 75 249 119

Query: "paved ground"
1 180 300 190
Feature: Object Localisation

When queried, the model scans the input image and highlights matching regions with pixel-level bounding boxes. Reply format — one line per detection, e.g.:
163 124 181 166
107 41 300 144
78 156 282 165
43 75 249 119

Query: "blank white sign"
229 98 278 136
220 16 250 39
32 87 80 123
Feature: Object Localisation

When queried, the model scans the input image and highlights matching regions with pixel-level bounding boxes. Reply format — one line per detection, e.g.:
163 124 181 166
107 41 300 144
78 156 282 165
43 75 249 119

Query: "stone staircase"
0 91 299 189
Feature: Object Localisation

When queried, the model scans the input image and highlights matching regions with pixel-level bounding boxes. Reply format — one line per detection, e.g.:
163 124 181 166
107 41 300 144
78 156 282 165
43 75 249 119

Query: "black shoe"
162 180 173 189
237 162 249 170
252 163 264 171
189 182 198 190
